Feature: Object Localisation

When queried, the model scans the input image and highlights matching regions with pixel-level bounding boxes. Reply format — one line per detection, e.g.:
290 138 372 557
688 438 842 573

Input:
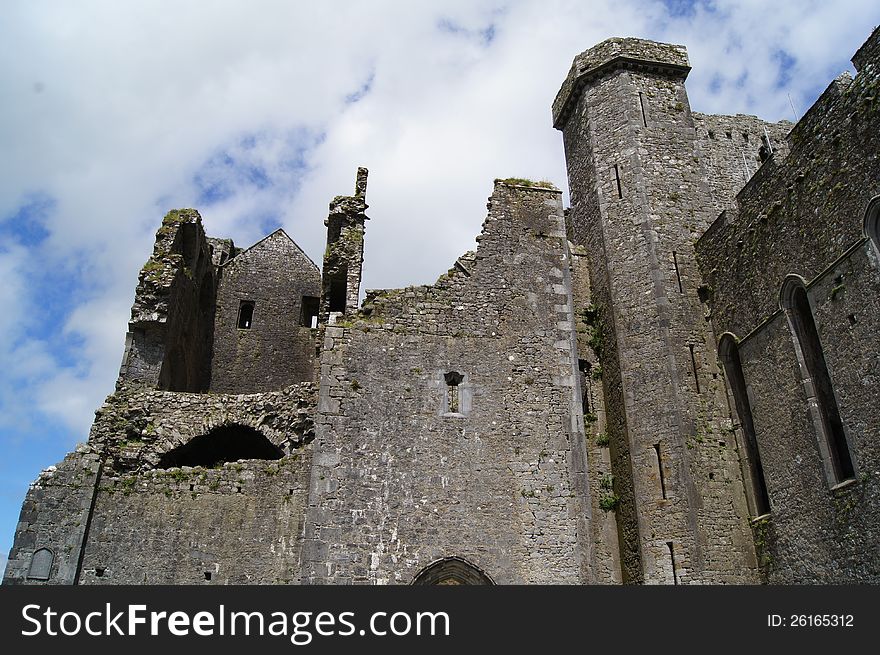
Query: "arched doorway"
411 557 494 585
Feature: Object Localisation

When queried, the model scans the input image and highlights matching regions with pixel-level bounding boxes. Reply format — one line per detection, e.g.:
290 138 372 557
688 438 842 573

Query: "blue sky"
1 0 879 574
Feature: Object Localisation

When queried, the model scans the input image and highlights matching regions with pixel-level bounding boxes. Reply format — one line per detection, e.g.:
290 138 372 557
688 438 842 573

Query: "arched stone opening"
411 557 494 585
158 423 283 469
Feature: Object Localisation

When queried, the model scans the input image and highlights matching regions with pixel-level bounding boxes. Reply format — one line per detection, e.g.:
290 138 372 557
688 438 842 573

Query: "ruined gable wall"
210 232 320 393
118 209 217 392
301 182 594 584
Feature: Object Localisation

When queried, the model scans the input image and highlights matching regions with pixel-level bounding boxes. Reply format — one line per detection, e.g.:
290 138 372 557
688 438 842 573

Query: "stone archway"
411 556 494 585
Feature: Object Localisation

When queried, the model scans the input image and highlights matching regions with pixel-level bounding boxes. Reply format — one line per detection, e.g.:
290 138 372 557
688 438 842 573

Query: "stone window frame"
863 194 880 256
779 274 856 489
27 547 54 581
718 332 771 517
237 300 255 329
441 370 470 418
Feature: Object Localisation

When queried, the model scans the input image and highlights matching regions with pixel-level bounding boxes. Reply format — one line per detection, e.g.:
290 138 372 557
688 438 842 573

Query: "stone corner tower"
554 37 760 583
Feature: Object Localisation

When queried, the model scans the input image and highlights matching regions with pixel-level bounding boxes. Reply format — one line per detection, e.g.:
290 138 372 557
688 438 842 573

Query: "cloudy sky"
1 0 878 570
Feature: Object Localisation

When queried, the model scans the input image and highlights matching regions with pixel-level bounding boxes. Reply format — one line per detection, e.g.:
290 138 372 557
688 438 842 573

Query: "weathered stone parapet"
553 37 690 129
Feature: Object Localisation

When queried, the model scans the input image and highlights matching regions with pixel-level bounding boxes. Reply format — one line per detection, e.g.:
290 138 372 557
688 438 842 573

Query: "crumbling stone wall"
695 26 880 582
80 384 315 584
320 168 369 324
557 37 759 584
117 209 217 392
301 181 594 584
210 230 320 393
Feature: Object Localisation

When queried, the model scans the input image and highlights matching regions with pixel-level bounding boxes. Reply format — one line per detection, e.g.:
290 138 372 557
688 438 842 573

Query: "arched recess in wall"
411 557 495 585
718 333 770 516
27 547 54 581
158 424 283 469
780 275 855 486
863 194 880 255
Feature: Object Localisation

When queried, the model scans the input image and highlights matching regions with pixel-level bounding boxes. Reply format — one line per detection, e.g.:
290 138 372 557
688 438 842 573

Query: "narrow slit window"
237 301 254 329
654 443 667 499
613 165 623 199
638 91 648 127
689 344 701 394
672 251 683 293
667 542 678 585
781 279 855 484
444 371 464 414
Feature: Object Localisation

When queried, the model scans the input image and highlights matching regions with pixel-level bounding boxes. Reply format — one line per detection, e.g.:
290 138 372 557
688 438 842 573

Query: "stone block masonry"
5 26 880 586
302 181 594 584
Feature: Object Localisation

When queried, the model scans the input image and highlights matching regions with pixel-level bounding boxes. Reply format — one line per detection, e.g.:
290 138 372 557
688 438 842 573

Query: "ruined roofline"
218 226 320 272
350 179 560 315
553 37 690 129
494 177 562 193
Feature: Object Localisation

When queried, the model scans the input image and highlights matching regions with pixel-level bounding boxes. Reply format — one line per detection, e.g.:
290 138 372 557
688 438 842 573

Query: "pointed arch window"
719 334 770 516
864 195 880 255
780 276 855 486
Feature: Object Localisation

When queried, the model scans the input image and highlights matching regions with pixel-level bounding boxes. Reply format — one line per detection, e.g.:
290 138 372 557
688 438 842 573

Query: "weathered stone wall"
211 230 320 393
3 449 102 585
558 38 759 584
695 27 880 582
78 384 316 584
301 182 594 584
693 113 792 214
320 168 369 324
118 210 217 392
570 244 622 583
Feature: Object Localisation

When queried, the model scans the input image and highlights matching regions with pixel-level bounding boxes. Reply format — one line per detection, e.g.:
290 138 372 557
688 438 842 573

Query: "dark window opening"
27 548 54 581
672 251 684 293
783 282 855 483
445 371 463 413
327 221 342 246
412 557 494 585
301 296 320 328
158 424 283 469
204 571 212 581
328 267 348 313
179 223 200 270
688 344 701 394
95 567 105 578
237 301 254 329
638 91 648 127
719 335 770 516
667 542 678 585
654 443 667 499
578 359 592 416
613 164 623 199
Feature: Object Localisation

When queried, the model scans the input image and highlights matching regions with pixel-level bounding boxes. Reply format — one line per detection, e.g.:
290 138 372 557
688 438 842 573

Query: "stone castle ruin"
5 27 880 584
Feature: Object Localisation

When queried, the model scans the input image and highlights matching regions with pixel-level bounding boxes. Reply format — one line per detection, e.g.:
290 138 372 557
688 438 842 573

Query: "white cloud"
0 0 878 442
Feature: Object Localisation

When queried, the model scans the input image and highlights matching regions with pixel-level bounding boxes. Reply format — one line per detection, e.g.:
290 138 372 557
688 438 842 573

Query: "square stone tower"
554 38 759 583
